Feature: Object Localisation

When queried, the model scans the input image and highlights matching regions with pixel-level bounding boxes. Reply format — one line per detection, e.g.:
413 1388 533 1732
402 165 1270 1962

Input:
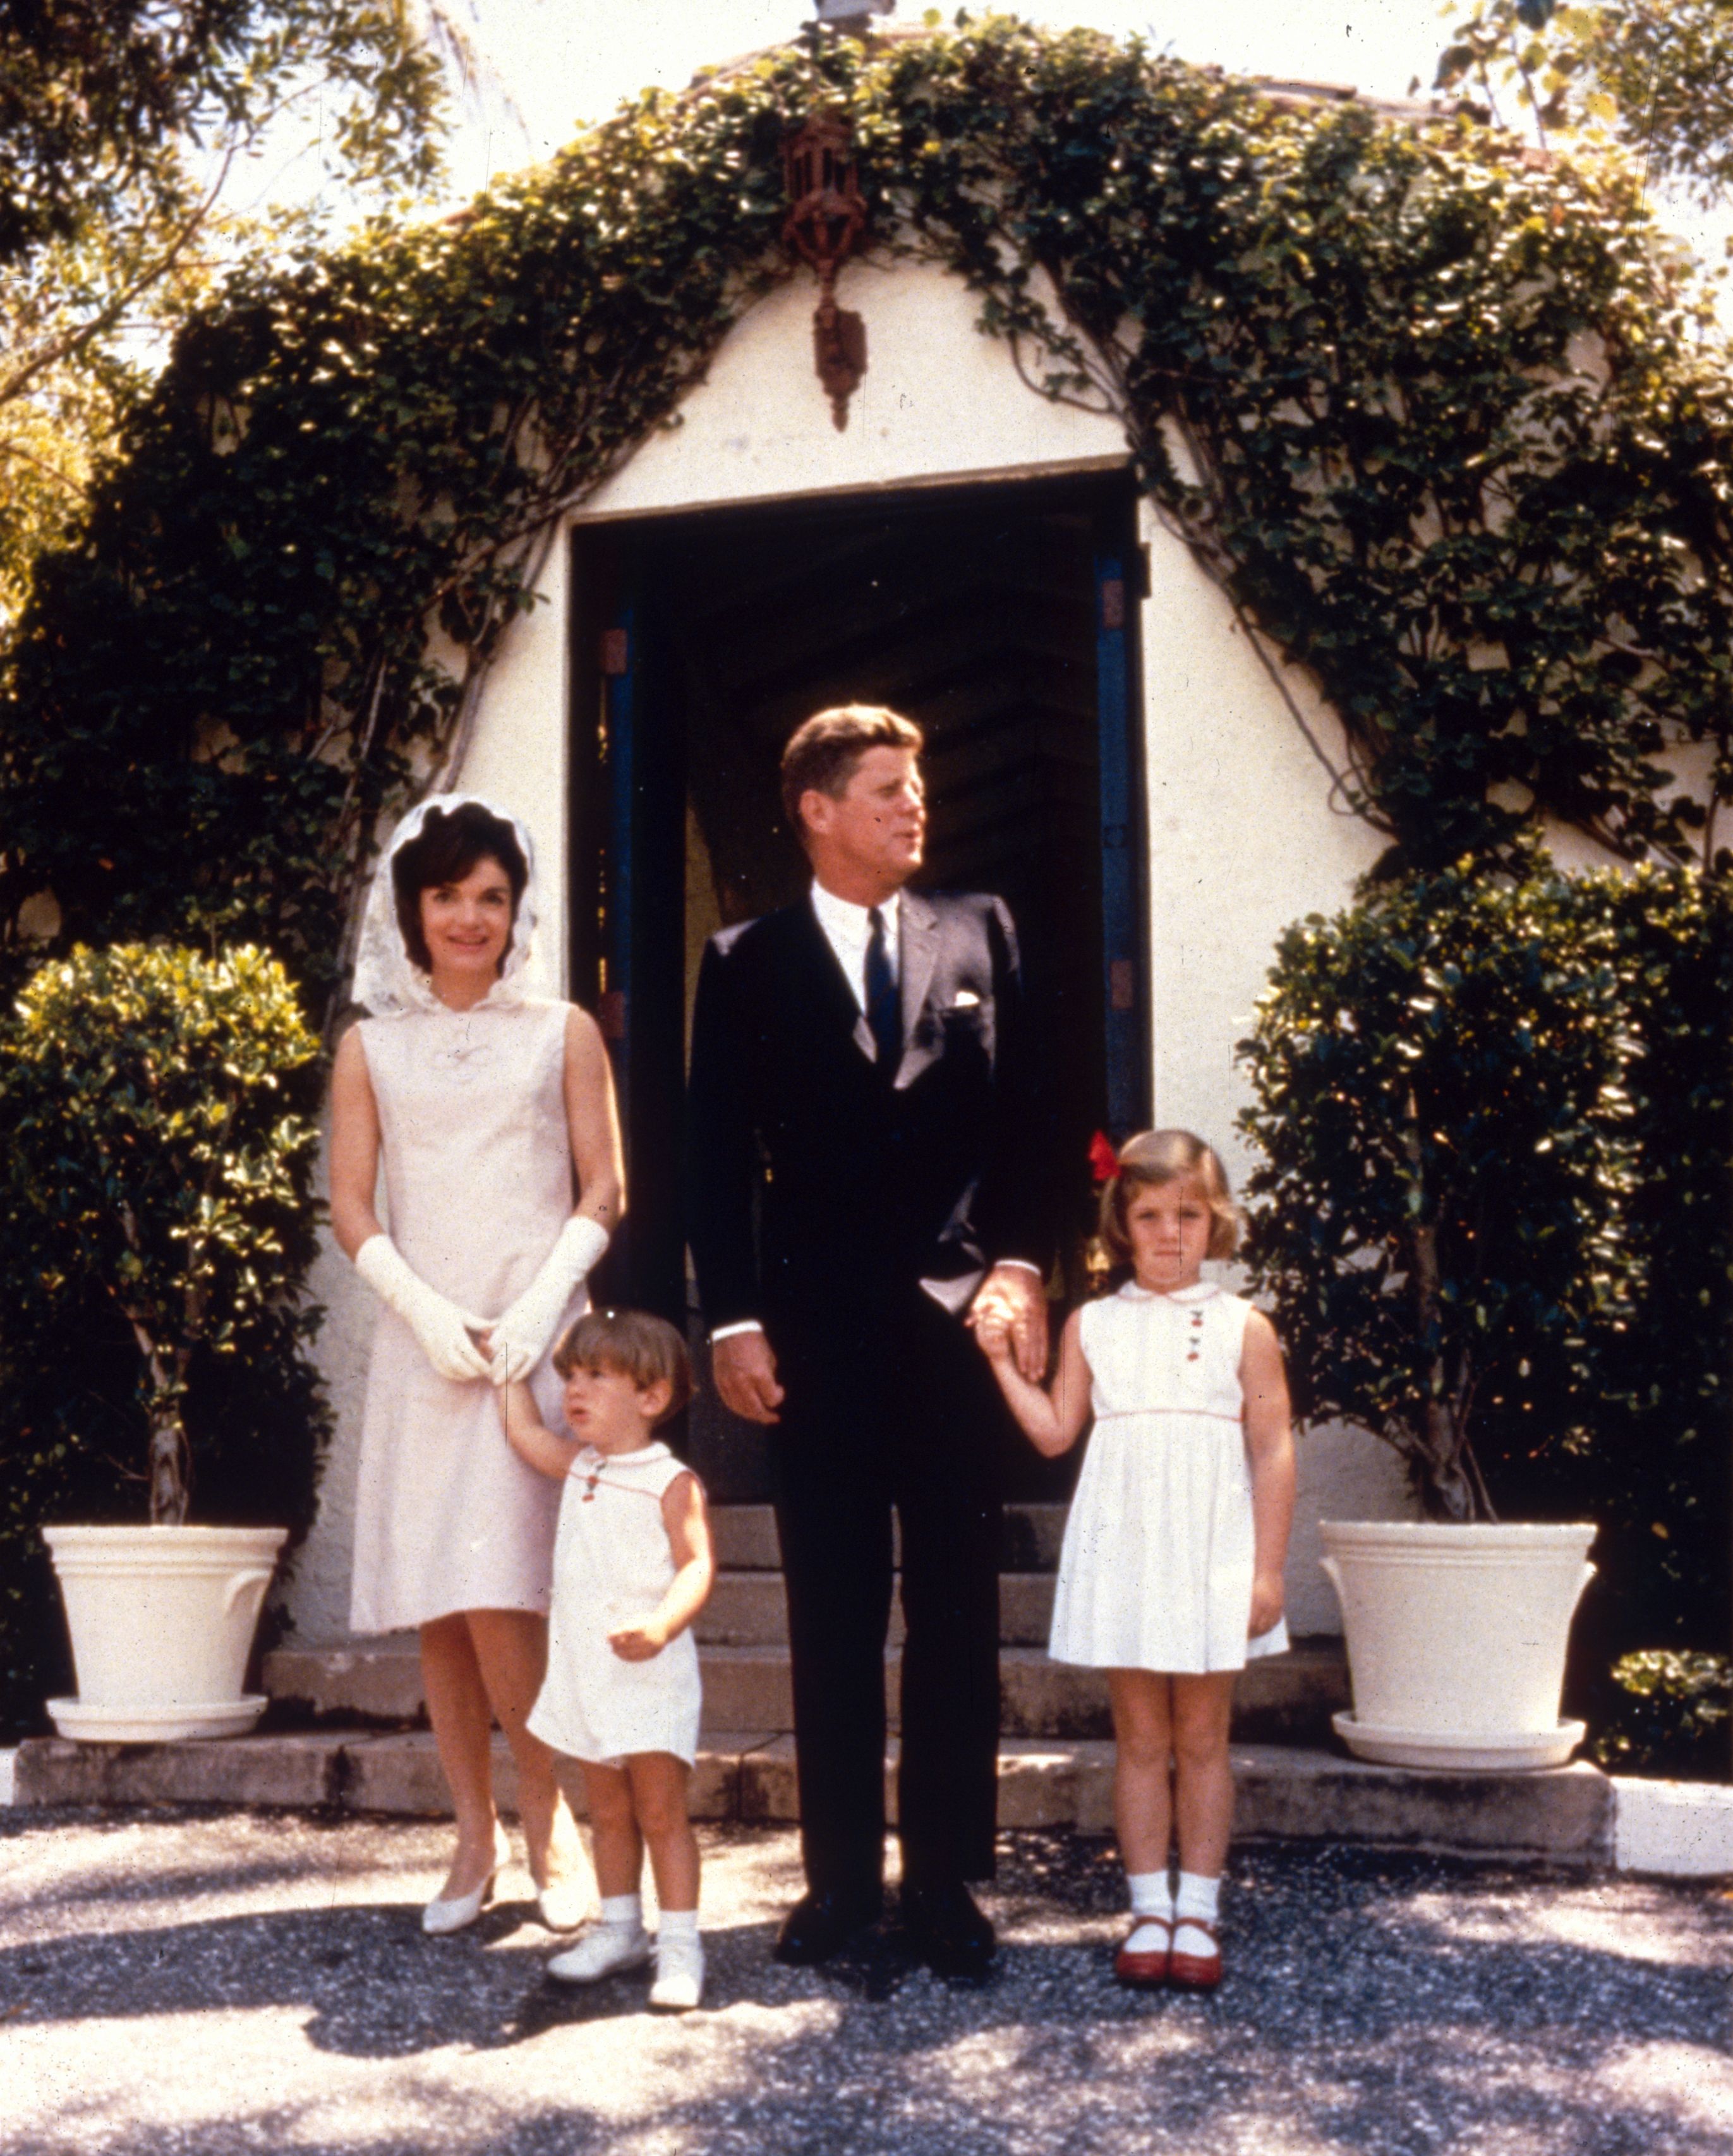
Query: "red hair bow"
1088 1130 1120 1185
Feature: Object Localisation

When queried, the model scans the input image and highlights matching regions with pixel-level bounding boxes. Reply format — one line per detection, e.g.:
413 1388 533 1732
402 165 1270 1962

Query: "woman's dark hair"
391 802 529 974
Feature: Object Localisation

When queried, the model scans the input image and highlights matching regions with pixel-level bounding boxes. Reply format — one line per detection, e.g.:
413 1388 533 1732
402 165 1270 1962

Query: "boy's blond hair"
551 1308 693 1424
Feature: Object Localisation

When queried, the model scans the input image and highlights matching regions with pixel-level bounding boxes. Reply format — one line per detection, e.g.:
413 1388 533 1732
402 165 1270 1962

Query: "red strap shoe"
1168 1917 1222 1991
1113 1917 1171 1989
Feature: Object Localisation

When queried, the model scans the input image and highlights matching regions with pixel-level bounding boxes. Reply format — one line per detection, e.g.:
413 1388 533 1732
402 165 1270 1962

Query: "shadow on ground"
4 1833 1729 2155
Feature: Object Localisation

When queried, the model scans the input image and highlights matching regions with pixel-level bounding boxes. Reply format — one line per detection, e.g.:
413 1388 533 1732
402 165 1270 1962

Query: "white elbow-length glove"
354 1234 493 1383
486 1214 612 1385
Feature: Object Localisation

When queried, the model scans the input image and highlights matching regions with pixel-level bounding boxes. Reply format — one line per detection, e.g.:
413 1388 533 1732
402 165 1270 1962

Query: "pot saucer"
46 1695 269 1743
1333 1711 1586 1772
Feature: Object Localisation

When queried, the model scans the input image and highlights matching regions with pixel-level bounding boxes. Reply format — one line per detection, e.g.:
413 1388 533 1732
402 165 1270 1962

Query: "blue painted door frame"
1094 535 1149 1142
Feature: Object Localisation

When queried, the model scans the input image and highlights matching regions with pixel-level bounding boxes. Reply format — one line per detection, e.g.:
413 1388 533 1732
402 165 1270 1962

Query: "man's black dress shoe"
773 1889 883 1966
902 1880 996 1980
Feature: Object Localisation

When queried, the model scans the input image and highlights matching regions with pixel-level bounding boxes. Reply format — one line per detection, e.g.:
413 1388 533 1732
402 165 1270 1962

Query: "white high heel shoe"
422 1826 511 1936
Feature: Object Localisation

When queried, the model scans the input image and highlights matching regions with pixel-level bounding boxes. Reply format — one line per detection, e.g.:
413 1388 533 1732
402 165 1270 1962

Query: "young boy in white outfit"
504 1309 714 2011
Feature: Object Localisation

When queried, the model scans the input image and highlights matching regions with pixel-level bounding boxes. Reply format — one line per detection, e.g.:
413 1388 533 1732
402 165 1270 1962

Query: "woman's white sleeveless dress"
348 998 583 1633
1048 1279 1290 1673
528 1441 703 1766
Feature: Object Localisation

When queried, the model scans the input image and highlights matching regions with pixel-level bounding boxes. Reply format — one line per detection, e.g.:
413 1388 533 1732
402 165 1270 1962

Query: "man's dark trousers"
770 1287 1005 1898
687 890 1051 1900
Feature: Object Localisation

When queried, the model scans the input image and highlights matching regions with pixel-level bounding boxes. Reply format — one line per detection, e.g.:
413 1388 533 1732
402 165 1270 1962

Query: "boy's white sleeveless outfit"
349 998 580 1632
528 1440 703 1765
1049 1278 1290 1672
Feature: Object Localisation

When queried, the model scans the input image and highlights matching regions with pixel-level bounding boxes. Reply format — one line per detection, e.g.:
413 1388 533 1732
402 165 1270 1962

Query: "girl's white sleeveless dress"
1048 1278 1290 1673
528 1441 703 1766
348 998 582 1633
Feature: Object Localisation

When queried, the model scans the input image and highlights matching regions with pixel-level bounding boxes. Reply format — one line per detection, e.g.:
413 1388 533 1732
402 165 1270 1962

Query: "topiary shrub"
0 942 329 1737
1236 859 1731 1732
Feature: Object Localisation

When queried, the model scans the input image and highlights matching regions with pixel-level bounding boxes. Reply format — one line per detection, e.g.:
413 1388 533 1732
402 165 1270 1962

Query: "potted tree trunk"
3 943 322 1741
1236 861 1632 1772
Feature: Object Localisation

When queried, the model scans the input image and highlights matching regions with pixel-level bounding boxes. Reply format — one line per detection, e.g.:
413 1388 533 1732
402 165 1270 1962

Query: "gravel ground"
2 1808 1730 2155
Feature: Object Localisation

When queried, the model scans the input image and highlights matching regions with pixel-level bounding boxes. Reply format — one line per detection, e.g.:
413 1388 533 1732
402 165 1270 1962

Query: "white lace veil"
350 792 540 1017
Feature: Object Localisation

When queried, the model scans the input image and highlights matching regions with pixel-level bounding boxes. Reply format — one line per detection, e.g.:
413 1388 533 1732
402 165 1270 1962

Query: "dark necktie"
865 905 900 1072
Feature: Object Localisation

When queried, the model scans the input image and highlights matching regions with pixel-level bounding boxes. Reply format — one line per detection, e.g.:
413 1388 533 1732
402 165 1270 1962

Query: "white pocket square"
951 990 981 1008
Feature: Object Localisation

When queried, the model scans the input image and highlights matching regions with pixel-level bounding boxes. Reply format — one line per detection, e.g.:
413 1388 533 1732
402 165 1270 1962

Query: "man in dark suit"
687 705 1051 1978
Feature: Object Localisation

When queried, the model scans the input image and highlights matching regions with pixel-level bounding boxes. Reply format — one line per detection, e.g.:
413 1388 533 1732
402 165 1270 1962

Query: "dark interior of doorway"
570 471 1144 1500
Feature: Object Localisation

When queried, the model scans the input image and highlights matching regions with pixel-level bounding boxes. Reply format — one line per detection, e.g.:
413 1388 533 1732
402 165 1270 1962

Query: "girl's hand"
608 1616 670 1661
1248 1570 1286 1639
972 1312 1015 1365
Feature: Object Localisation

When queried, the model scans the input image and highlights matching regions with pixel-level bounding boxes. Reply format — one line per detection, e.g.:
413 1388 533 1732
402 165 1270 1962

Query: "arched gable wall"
289 255 1408 1646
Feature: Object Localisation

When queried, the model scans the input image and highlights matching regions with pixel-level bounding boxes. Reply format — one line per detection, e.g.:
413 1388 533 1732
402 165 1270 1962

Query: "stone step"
695 1571 1057 1647
265 1640 425 1724
264 1637 1349 1743
699 1642 1347 1741
11 1730 1613 1865
711 1503 1068 1573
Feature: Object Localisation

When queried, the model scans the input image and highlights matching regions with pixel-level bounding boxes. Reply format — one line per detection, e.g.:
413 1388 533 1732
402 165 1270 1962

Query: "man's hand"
713 1329 785 1424
967 1264 1049 1383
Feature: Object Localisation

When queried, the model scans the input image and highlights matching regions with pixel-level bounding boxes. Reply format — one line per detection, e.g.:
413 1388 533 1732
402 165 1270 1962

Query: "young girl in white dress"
975 1130 1295 1994
504 1309 715 2011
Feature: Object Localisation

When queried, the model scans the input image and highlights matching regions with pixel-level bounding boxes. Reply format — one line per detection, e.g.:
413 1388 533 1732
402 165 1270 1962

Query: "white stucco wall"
578 257 1130 519
284 253 1408 1645
1134 507 1416 1632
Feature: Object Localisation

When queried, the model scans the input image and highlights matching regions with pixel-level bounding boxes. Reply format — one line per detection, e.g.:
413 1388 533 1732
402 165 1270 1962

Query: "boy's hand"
608 1616 670 1661
500 1377 534 1442
1248 1571 1286 1639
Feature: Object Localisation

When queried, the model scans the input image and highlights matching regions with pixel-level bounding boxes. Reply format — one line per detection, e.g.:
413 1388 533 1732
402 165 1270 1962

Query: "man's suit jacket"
687 888 1052 1338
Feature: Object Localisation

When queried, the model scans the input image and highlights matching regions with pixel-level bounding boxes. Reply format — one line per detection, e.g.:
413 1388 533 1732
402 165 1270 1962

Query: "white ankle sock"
658 1907 699 1941
1174 1873 1219 1922
1173 1872 1219 1956
1126 1871 1174 1920
1123 1871 1172 1954
599 1893 643 1930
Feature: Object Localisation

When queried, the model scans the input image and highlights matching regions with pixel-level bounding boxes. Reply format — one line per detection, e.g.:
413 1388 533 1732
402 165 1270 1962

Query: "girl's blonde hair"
1099 1130 1239 1264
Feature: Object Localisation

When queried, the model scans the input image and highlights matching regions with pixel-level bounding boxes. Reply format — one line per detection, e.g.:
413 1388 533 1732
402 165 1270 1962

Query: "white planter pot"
1320 1519 1597 1772
42 1523 289 1743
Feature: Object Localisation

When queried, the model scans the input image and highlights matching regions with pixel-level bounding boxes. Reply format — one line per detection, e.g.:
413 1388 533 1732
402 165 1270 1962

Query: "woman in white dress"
329 794 623 1932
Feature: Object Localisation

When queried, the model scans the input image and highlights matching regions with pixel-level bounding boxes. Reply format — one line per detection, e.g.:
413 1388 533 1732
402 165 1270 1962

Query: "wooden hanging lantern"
782 112 869 430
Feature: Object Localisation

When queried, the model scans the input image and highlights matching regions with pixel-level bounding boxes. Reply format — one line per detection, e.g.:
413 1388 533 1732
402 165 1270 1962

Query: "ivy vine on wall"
3 15 1730 1032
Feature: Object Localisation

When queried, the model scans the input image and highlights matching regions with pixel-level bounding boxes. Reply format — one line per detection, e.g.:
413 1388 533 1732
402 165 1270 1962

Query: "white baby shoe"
536 1876 592 1933
547 1920 653 1984
648 1930 704 2012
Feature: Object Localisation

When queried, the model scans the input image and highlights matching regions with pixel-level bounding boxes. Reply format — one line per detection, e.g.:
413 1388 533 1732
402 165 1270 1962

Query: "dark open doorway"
569 471 1148 1497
